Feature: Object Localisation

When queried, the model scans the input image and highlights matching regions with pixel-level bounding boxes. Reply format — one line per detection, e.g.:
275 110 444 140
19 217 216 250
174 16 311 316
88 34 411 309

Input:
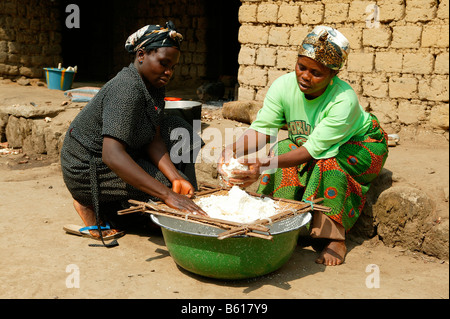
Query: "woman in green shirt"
218 26 388 266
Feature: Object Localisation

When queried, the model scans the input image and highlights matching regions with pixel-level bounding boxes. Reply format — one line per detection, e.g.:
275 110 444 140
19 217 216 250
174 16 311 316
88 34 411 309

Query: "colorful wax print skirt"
257 114 389 231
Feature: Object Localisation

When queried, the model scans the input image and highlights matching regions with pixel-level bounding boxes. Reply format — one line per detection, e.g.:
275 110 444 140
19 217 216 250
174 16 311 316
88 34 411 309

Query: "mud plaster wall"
237 0 449 136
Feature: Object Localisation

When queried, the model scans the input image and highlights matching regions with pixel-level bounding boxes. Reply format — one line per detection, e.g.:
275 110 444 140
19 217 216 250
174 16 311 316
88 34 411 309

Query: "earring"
139 60 143 64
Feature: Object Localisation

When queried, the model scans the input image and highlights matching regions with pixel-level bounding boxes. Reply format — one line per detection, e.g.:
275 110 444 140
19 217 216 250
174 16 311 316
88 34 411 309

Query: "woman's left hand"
171 179 195 198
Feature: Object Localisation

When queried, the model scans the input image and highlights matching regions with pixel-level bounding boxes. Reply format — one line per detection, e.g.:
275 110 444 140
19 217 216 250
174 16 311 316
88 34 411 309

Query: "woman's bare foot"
315 240 347 266
73 199 122 238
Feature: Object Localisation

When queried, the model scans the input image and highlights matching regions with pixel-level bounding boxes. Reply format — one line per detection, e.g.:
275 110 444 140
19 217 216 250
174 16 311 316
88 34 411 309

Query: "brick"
238 25 269 45
269 26 290 46
347 52 374 73
402 52 434 74
255 87 269 101
370 98 398 124
375 52 403 73
257 3 279 24
276 49 298 70
437 0 449 19
289 26 310 46
362 76 389 98
7 42 21 54
421 25 449 48
405 0 437 22
188 65 197 78
238 4 258 23
237 86 255 101
339 27 363 49
343 72 363 95
348 1 375 23
435 52 449 75
300 3 324 24
398 100 426 125
0 52 7 63
0 40 7 52
238 46 256 65
193 52 206 65
277 4 300 24
363 27 392 47
359 96 370 111
377 0 405 22
197 65 206 77
391 25 422 48
4 64 18 75
324 3 349 23
181 65 189 76
256 47 276 67
19 66 40 78
238 66 267 87
429 103 450 130
418 76 449 102
389 76 418 99
268 69 288 86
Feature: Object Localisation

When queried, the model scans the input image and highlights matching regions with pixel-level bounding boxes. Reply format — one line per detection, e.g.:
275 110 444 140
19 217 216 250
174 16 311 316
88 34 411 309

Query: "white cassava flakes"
195 186 278 223
221 157 248 177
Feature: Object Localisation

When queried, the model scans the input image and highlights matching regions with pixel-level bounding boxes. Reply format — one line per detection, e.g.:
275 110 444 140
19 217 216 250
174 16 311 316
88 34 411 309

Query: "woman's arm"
146 126 188 187
146 126 196 198
102 136 206 215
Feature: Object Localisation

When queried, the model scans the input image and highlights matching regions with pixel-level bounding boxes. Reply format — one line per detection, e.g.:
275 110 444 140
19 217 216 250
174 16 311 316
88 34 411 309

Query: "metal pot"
164 100 202 125
150 213 311 280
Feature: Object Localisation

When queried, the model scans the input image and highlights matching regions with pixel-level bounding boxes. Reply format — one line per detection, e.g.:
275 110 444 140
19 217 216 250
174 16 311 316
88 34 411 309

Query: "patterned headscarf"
125 21 183 53
298 26 350 70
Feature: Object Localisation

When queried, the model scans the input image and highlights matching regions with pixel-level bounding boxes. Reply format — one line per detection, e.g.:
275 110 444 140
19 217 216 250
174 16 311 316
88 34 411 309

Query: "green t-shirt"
250 72 372 159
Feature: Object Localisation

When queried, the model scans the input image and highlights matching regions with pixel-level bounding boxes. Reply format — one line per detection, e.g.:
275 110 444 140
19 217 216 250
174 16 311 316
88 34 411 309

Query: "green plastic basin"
151 213 311 280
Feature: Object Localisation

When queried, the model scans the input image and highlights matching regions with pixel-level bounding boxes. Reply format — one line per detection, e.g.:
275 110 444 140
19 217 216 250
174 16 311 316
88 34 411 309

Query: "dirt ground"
0 81 448 300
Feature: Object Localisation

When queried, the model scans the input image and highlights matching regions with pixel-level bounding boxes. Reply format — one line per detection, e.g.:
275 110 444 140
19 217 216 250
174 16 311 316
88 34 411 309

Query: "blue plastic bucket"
43 68 76 91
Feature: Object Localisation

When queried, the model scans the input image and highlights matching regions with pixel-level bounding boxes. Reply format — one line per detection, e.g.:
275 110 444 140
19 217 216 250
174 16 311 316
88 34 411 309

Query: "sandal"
63 222 125 240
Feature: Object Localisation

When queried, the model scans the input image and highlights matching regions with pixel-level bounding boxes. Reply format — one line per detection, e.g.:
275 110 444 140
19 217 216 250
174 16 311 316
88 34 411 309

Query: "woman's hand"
217 147 234 178
171 179 195 198
217 148 236 187
167 179 207 216
226 157 269 188
164 188 207 216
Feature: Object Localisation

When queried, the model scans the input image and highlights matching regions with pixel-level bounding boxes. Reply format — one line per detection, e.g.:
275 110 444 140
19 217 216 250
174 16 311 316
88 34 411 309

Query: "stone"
16 77 30 86
349 168 393 239
372 185 448 259
5 115 32 148
1 104 65 119
222 100 263 124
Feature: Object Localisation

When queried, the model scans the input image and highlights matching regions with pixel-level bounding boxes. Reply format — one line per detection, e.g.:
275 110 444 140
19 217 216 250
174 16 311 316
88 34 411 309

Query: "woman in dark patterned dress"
61 22 205 245
218 26 388 265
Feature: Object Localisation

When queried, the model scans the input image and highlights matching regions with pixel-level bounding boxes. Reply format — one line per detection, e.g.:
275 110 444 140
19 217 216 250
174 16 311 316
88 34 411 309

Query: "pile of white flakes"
221 157 248 178
195 186 279 224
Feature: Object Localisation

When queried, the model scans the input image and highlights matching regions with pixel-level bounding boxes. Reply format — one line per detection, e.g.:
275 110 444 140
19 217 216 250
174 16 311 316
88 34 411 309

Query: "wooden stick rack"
117 183 331 240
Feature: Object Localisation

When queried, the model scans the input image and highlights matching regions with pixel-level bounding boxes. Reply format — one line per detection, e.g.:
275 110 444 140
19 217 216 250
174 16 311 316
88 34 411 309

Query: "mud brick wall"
110 0 209 88
0 0 62 78
237 0 449 135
